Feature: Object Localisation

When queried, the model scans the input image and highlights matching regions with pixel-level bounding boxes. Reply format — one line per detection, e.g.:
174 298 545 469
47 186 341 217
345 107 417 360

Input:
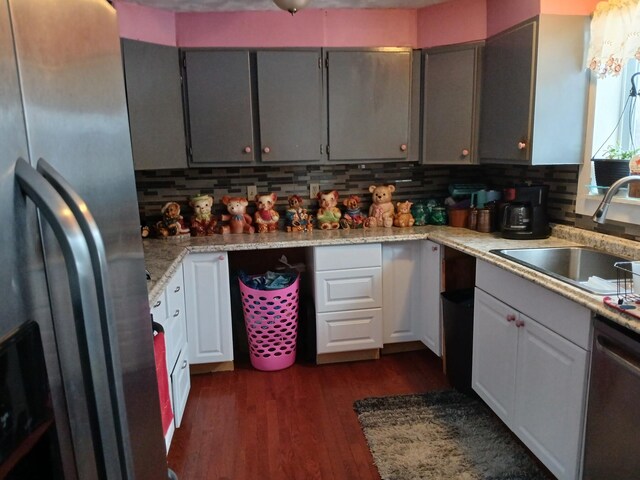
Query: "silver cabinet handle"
181 359 188 370
33 158 134 478
173 309 180 318
174 286 180 293
154 300 162 308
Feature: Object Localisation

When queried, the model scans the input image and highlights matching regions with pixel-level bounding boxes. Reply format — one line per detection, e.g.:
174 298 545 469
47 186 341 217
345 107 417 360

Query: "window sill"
576 190 640 224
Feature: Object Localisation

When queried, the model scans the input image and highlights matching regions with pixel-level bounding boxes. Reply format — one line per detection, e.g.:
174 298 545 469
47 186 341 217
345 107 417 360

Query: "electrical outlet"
247 185 257 200
309 183 320 199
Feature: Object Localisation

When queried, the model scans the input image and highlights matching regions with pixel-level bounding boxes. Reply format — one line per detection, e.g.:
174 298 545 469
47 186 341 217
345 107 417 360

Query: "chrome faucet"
592 175 640 223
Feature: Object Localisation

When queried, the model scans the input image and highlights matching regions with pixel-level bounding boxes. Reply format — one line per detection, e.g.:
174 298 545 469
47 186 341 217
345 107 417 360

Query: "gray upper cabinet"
423 43 482 165
122 39 187 170
479 15 589 165
183 50 255 165
327 50 412 162
256 50 324 163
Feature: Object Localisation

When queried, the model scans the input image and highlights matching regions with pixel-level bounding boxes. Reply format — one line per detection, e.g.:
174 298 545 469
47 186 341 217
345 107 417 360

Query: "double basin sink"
491 246 630 294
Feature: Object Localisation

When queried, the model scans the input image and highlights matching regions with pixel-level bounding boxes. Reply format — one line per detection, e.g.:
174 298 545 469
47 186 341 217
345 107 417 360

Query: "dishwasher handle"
596 333 640 379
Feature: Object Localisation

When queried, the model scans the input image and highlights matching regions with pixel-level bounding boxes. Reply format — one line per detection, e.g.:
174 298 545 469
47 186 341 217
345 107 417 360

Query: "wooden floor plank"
168 349 450 479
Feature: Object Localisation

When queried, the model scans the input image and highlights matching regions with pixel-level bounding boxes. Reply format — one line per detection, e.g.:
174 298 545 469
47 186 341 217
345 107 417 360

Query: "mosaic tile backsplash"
135 162 583 227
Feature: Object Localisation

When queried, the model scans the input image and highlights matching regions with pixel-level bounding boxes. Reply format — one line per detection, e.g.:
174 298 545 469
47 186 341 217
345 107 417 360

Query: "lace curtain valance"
587 0 640 77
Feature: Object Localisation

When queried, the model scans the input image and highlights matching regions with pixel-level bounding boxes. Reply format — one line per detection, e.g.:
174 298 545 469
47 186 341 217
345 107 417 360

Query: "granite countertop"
143 224 640 335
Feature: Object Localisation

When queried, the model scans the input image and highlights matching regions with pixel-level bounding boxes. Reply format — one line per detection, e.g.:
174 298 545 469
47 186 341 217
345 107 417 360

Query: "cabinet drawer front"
314 243 381 271
166 269 185 318
151 290 168 322
315 267 382 313
170 347 191 428
317 308 383 354
476 260 592 349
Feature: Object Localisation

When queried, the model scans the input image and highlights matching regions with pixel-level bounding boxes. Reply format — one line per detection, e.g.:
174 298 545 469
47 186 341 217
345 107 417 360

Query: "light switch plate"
247 185 257 200
310 183 320 199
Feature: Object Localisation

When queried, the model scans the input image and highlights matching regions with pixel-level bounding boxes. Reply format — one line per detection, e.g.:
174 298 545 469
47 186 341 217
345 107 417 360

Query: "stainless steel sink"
490 246 629 294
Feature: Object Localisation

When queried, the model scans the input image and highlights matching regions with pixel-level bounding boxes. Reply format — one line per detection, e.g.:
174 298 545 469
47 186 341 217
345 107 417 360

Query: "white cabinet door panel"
315 267 382 313
421 240 442 355
514 316 588 480
170 347 191 428
317 308 383 354
472 288 518 425
183 253 233 364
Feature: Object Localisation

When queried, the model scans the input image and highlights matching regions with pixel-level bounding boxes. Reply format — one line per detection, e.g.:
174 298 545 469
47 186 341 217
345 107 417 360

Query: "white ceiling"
126 0 449 13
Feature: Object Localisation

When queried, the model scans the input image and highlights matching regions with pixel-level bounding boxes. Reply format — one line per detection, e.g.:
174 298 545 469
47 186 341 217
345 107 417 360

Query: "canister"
477 208 493 233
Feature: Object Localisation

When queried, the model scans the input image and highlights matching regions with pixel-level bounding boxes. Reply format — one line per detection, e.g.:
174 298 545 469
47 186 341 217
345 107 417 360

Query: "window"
576 59 640 223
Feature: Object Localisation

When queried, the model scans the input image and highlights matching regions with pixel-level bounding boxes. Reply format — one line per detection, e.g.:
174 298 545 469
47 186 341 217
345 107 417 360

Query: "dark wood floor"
167 349 451 479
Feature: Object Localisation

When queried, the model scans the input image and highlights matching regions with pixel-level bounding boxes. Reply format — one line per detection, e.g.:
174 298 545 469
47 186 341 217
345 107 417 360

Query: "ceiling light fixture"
273 0 311 15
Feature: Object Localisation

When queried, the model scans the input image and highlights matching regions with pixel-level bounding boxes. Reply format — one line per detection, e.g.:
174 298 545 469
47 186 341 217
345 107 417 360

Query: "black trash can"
441 288 475 395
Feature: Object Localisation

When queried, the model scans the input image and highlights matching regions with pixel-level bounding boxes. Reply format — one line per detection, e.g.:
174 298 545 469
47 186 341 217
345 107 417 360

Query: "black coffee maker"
501 184 551 239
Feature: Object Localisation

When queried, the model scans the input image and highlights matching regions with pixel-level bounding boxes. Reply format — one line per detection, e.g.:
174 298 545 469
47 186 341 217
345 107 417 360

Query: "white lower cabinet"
151 266 190 453
420 240 443 356
311 244 383 355
382 242 422 344
182 252 234 364
473 261 590 480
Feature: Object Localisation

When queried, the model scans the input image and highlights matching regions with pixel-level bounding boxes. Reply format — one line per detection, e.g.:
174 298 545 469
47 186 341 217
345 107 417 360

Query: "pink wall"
487 0 598 36
176 9 416 48
417 0 486 48
115 1 176 46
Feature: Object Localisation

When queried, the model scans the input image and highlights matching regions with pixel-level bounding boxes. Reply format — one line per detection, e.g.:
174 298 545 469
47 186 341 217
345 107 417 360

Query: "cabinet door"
317 308 383 354
472 288 518 425
479 19 536 163
182 252 234 364
184 51 255 164
382 242 421 344
257 50 324 162
170 347 191 428
122 39 187 170
423 45 481 164
513 315 588 480
164 269 187 372
421 240 442 356
327 50 411 161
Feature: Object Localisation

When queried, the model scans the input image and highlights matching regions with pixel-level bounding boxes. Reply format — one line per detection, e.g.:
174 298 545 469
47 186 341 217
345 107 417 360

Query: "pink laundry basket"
239 274 300 371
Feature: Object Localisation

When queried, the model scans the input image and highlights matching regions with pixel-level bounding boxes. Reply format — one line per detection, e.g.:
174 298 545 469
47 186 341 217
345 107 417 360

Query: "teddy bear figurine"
316 190 342 230
393 201 415 228
254 193 280 233
285 195 313 232
218 196 254 234
339 194 366 229
189 194 218 236
155 201 190 238
367 184 396 228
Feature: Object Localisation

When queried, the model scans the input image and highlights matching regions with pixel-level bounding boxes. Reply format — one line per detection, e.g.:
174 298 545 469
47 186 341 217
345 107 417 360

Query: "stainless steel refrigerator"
0 0 169 478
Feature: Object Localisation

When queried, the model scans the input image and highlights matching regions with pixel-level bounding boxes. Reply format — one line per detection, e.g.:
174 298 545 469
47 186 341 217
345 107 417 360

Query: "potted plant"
592 144 640 187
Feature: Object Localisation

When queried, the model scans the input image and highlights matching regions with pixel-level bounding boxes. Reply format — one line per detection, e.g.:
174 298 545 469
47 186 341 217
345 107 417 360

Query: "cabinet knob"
431 246 438 252
506 314 516 322
153 300 162 308
517 141 527 151
461 149 470 157
174 286 180 293
244 146 252 154
400 144 407 152
218 255 225 261
263 146 271 154
173 309 180 318
181 360 188 370
515 319 525 328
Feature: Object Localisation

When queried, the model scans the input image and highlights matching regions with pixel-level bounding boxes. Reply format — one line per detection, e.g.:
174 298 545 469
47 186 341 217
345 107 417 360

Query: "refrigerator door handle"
37 158 135 478
15 158 130 480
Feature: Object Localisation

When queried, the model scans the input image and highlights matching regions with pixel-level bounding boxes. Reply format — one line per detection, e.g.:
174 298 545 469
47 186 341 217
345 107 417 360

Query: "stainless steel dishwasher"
583 317 640 479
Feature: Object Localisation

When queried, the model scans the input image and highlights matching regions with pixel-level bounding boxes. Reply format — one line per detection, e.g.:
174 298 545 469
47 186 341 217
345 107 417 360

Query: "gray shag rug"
353 390 552 480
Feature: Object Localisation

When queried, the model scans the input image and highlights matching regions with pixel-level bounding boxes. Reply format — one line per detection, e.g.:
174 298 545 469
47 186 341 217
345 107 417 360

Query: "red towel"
153 331 174 435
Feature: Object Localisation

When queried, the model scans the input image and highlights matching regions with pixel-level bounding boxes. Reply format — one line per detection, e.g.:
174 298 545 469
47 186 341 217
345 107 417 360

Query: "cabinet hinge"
325 57 328 69
318 57 322 69
188 146 193 159
182 56 186 69
320 144 323 154
326 145 330 154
